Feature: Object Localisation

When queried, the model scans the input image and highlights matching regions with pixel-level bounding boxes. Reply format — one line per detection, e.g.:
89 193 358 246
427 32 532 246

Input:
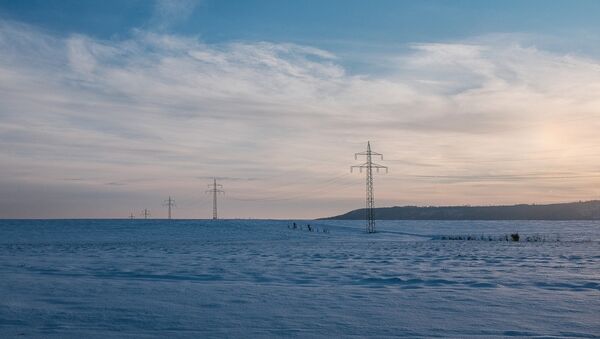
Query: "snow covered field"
1 219 599 338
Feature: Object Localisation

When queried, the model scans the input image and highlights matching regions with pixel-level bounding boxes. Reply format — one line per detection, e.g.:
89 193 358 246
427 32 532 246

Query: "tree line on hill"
323 200 600 220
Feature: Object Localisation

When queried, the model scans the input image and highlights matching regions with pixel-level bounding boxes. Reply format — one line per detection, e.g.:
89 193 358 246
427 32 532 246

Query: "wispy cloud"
1 19 600 217
150 0 201 31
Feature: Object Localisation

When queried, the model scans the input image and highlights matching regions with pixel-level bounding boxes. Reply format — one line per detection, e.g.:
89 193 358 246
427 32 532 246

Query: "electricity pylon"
163 196 176 220
141 209 151 219
206 178 224 220
129 213 135 220
351 141 388 233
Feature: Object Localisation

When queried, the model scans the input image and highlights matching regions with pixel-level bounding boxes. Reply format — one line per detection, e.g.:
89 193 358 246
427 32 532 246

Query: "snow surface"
0 219 599 338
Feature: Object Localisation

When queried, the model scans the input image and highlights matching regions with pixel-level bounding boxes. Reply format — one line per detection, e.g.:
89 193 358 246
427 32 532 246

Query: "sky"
1 0 600 219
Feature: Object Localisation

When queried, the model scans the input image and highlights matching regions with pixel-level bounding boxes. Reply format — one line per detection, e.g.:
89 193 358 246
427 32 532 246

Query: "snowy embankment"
0 219 598 338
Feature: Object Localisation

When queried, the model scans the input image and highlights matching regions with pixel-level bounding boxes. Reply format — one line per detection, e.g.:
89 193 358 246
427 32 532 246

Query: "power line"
228 172 353 202
387 172 600 183
386 151 600 165
141 209 151 219
206 178 224 220
163 196 176 220
351 141 388 234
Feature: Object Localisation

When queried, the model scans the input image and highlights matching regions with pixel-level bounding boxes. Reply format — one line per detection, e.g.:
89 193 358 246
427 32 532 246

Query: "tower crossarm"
355 151 383 159
351 162 388 173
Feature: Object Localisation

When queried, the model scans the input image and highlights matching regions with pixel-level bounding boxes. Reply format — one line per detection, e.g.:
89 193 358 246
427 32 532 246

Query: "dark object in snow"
435 233 558 242
307 224 312 232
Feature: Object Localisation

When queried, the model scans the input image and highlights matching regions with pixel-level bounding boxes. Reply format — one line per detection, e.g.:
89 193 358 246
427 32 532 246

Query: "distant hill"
323 200 600 220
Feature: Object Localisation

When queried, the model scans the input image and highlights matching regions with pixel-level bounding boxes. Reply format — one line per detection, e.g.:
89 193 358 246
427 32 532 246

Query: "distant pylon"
351 141 388 233
129 213 135 220
163 196 176 220
141 209 151 219
206 178 224 220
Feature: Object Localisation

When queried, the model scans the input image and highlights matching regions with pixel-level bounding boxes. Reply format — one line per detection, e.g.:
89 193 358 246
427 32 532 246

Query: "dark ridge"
322 200 600 220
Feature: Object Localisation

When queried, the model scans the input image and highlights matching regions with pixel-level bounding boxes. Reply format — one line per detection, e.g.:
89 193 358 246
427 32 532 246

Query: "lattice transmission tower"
141 209 151 220
163 196 176 220
206 178 224 220
351 141 388 233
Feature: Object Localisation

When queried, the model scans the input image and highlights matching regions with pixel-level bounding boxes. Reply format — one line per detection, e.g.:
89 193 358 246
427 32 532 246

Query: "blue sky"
3 1 600 54
1 1 600 218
